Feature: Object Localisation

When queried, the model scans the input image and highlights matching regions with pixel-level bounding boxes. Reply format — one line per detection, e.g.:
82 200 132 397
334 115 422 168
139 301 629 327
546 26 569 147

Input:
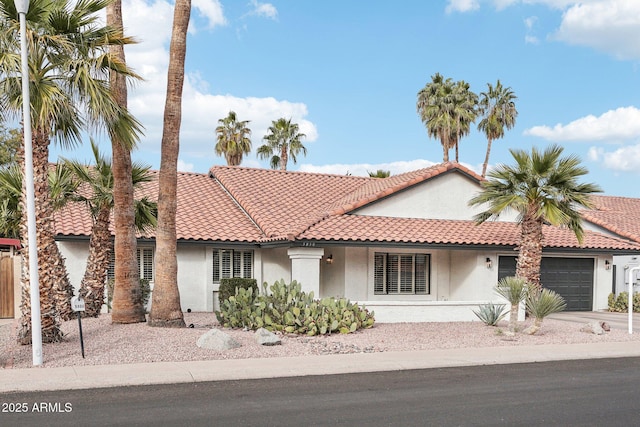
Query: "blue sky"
51 0 640 196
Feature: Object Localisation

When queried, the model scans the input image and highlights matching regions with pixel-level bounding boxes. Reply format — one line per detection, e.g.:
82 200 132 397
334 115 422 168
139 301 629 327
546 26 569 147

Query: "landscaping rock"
600 321 610 332
255 328 281 346
580 321 605 335
197 329 241 350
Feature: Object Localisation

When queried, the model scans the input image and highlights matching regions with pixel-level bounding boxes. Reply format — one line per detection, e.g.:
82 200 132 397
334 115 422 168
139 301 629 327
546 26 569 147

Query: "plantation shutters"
212 249 253 283
374 253 429 295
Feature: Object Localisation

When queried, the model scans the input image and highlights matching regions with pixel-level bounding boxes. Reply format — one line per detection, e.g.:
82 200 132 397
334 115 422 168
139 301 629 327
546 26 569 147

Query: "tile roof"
209 166 368 239
53 163 640 252
296 216 640 251
581 195 640 243
55 170 264 242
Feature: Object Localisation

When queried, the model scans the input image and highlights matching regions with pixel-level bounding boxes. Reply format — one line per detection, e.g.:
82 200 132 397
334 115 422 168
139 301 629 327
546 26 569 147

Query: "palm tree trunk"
79 206 112 317
482 138 493 177
17 128 64 344
149 0 190 328
280 144 288 171
516 209 543 291
108 0 146 324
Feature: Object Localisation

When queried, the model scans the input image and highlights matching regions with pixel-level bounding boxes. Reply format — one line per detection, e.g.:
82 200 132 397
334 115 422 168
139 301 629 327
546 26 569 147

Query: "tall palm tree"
257 118 307 170
0 0 142 342
215 111 252 166
107 0 147 325
368 169 391 178
450 80 478 163
62 141 156 317
478 80 518 177
469 145 602 289
149 0 191 328
417 73 455 162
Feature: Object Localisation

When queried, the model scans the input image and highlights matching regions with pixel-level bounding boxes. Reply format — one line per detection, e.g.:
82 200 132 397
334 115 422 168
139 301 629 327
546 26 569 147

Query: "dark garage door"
498 256 594 311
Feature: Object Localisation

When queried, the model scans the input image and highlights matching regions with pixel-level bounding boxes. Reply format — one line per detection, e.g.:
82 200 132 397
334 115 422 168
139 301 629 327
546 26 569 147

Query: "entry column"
287 247 324 297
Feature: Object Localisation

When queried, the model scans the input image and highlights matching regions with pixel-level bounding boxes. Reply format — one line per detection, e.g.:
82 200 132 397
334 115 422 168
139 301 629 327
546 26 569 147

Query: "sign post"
71 295 86 358
627 266 640 335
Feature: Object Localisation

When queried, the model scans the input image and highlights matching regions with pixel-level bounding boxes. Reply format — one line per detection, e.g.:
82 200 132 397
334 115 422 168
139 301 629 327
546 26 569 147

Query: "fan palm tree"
478 80 518 177
257 118 307 170
62 141 156 317
149 0 191 328
417 73 453 162
469 145 601 290
0 0 142 342
368 169 391 178
215 111 252 166
450 80 478 163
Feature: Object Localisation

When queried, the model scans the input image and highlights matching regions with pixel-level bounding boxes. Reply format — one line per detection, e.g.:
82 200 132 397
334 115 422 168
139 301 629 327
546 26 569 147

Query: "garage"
498 256 594 311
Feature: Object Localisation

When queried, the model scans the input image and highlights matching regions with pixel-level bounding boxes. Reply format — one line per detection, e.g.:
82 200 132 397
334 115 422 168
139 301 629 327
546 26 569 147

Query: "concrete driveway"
548 311 640 332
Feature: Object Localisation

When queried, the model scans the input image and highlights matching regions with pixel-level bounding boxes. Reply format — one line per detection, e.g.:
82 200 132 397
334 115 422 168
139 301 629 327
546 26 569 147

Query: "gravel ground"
1 312 639 369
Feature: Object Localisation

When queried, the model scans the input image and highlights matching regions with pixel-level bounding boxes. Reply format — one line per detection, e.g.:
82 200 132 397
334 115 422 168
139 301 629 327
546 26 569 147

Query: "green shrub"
218 278 258 307
607 292 640 313
473 303 507 326
106 278 151 312
215 279 375 335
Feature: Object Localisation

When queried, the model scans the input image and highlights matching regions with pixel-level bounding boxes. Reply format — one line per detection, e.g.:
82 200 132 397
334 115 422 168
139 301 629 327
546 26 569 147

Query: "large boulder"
255 328 281 346
580 321 605 335
197 329 241 350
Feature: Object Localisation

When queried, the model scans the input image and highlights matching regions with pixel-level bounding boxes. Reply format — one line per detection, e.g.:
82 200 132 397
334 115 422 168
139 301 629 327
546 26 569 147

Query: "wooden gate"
0 255 14 318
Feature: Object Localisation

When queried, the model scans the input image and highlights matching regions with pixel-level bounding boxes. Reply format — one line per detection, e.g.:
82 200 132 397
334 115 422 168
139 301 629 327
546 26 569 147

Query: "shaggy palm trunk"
17 128 67 344
148 0 190 328
482 138 493 178
516 208 543 291
79 206 112 317
280 145 288 171
108 1 146 324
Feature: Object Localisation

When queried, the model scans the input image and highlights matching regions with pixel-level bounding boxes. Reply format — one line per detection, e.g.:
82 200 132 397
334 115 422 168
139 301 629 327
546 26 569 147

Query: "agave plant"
523 288 567 335
494 276 528 332
472 303 507 326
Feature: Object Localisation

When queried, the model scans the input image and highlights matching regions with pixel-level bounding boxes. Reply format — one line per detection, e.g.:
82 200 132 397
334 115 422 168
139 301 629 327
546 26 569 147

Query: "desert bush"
218 278 258 307
523 288 566 335
473 303 507 326
215 279 375 335
494 276 528 332
607 292 640 313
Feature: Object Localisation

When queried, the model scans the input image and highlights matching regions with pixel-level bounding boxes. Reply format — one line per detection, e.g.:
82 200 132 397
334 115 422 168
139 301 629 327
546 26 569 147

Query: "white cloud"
524 107 640 142
445 0 480 14
248 0 278 20
299 159 441 177
524 35 539 44
553 0 640 60
177 159 195 172
192 0 227 29
589 144 640 172
120 0 316 171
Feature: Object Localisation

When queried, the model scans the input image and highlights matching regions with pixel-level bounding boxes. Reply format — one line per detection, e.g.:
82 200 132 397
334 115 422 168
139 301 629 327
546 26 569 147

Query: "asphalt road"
2 357 640 427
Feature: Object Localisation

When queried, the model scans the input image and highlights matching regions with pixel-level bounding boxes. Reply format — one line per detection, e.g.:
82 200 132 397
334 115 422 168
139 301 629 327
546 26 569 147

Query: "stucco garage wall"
449 251 498 301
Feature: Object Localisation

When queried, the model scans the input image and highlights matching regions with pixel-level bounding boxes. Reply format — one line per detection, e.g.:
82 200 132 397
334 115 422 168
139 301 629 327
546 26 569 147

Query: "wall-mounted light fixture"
485 257 492 269
325 254 333 265
605 260 611 270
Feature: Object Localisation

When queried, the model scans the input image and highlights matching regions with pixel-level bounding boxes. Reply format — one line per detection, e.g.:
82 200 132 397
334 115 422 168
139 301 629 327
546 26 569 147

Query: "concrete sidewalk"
2 340 640 394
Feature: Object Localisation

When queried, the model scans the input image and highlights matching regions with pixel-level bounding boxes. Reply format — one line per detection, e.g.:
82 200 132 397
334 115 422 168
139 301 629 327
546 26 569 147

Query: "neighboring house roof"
53 163 640 252
581 195 640 243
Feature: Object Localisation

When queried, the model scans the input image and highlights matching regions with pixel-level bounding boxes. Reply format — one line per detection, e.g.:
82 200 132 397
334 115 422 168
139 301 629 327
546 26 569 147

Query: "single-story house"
48 162 640 322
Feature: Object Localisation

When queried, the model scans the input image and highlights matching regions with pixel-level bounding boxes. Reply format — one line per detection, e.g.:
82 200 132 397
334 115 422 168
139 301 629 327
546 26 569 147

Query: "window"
374 253 429 295
106 247 155 282
213 249 253 283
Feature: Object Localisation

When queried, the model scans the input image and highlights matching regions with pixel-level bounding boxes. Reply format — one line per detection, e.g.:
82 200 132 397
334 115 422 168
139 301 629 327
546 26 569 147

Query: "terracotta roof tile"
209 166 368 239
581 195 640 243
55 170 265 242
297 215 640 251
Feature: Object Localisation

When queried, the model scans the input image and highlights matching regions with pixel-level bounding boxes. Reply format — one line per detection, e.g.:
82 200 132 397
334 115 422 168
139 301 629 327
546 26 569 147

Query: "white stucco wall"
176 245 208 312
57 240 89 293
343 247 368 301
321 247 346 298
261 247 291 287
